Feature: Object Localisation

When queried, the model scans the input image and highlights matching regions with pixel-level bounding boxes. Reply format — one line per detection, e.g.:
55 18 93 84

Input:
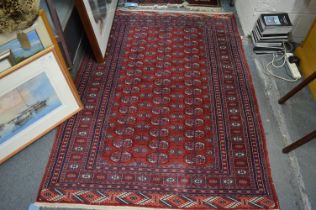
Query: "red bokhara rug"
37 10 279 210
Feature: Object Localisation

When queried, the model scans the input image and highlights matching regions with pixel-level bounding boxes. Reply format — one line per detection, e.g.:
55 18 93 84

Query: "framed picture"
0 46 82 164
0 10 55 77
0 30 45 64
75 0 118 63
0 50 16 73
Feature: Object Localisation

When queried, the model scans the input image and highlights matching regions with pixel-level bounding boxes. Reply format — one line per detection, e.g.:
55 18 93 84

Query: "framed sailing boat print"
0 47 82 164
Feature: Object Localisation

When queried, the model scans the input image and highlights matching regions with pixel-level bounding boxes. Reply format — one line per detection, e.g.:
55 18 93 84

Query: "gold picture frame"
0 10 82 164
0 10 65 78
0 46 82 164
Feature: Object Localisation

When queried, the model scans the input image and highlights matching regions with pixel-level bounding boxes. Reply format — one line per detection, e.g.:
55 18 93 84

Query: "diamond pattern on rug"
37 10 279 209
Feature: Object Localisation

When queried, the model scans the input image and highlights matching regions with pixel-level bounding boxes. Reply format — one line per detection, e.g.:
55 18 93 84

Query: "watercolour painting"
0 73 61 144
0 30 44 64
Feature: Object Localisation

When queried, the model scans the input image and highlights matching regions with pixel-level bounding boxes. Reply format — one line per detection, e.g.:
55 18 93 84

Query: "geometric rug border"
37 188 279 209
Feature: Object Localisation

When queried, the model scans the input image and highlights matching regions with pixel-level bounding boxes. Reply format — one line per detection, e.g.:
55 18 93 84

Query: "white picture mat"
0 51 80 161
83 0 118 57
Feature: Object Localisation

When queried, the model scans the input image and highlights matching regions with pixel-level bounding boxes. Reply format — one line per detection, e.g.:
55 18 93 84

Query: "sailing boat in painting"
10 98 48 127
0 73 61 144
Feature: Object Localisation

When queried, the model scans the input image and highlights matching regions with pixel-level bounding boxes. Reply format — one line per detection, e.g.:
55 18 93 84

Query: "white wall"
235 0 316 42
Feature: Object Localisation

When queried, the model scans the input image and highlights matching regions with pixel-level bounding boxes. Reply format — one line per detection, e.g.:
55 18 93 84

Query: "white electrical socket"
285 53 301 79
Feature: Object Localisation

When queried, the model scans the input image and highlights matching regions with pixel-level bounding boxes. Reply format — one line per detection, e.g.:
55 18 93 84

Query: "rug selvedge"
37 10 279 209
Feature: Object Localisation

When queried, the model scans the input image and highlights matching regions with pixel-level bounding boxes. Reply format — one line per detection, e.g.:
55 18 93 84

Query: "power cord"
264 42 299 82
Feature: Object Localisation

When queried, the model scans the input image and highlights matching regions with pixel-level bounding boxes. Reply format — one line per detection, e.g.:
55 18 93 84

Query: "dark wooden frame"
45 0 72 67
279 71 316 153
75 0 106 63
282 130 316 153
278 71 316 104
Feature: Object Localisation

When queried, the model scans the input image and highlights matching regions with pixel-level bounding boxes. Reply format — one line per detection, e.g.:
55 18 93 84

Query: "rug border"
230 15 280 210
36 10 280 209
35 47 92 202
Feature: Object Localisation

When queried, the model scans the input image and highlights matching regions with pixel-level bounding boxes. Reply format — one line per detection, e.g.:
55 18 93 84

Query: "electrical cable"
264 42 299 82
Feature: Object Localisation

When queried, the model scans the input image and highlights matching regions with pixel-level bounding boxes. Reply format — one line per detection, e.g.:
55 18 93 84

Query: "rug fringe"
118 7 231 15
182 1 223 12
120 1 223 12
